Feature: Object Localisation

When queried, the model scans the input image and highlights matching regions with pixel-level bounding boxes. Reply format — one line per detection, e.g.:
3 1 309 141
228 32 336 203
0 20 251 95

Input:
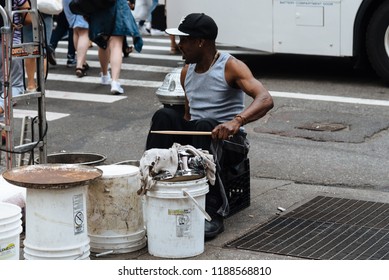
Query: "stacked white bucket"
87 165 146 254
0 202 23 260
23 183 91 260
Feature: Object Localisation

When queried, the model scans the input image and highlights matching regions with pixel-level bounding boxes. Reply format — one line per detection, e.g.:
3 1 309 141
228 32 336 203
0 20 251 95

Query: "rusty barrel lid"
2 164 103 189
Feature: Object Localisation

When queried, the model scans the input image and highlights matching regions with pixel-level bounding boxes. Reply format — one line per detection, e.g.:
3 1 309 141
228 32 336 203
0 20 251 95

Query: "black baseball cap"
165 13 218 40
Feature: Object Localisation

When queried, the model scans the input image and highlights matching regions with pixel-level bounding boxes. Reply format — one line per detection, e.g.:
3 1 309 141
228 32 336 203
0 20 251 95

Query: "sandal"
82 63 90 71
122 46 133 57
75 67 87 78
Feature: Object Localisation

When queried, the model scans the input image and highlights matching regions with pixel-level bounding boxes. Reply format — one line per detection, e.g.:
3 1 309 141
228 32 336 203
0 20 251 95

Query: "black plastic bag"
69 0 116 16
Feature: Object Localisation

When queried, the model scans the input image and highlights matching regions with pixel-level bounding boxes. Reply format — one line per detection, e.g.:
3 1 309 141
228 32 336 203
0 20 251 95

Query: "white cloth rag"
138 146 179 195
138 143 216 195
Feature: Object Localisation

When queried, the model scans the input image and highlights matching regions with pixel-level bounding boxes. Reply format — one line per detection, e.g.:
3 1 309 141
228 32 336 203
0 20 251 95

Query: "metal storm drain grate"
226 196 389 260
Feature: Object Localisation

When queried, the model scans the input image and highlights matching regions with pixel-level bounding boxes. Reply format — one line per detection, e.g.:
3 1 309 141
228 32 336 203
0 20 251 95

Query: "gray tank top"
184 52 245 122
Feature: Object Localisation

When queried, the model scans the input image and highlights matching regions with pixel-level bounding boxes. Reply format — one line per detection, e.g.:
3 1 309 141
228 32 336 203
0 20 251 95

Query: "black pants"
146 107 223 216
50 12 75 56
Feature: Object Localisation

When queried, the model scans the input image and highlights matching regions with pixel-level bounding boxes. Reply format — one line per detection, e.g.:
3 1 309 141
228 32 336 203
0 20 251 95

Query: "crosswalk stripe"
58 38 172 46
141 36 268 54
13 109 69 121
54 47 183 61
58 37 173 45
270 91 389 107
45 90 127 103
138 37 171 44
47 73 163 88
55 59 175 73
57 39 263 57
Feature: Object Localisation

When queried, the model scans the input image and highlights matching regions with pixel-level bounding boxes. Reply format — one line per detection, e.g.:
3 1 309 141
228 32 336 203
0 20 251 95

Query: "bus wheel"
366 1 389 84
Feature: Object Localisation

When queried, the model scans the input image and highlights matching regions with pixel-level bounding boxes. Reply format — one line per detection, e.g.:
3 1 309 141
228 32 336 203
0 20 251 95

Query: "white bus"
166 0 389 83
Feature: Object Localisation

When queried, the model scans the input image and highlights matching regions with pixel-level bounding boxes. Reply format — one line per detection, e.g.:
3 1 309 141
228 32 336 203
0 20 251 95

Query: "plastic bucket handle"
183 190 211 221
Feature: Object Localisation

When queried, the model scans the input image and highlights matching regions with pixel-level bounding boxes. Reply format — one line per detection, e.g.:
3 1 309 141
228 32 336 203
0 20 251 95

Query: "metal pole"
1 1 14 169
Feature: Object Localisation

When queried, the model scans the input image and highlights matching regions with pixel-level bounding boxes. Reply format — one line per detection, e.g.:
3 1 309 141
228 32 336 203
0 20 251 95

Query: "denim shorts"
63 0 89 29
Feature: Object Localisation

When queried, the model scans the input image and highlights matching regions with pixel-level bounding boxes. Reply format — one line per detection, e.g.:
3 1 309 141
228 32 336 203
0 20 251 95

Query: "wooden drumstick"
150 130 212 136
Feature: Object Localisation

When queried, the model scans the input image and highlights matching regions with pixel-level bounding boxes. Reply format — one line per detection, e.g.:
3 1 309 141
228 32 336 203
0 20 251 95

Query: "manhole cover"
253 108 389 143
226 196 389 260
296 122 348 132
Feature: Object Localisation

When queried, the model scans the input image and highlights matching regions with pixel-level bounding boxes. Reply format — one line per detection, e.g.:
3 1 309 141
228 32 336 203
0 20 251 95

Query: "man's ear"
198 39 206 48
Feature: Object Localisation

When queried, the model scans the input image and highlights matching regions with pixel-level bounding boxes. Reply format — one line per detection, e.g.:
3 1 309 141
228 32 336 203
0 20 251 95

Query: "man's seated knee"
152 107 181 123
193 118 219 131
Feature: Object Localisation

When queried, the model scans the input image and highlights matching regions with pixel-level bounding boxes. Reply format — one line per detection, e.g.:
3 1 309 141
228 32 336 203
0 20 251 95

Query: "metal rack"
0 0 47 169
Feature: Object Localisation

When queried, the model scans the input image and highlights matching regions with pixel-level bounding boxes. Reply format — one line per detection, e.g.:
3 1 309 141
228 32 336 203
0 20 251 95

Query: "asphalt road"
9 35 389 193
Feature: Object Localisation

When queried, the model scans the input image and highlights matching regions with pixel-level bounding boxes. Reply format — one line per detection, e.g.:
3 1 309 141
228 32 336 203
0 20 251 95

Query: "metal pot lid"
161 173 205 182
154 170 205 182
2 164 103 189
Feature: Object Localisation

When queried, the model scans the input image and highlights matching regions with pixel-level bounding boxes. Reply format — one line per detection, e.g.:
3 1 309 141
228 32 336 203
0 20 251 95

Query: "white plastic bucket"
0 202 22 260
23 184 90 260
145 177 209 258
88 165 146 254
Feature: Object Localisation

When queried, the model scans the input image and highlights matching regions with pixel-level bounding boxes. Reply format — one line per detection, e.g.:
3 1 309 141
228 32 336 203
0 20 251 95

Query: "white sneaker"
111 80 124 95
100 72 112 85
150 28 166 36
138 25 150 36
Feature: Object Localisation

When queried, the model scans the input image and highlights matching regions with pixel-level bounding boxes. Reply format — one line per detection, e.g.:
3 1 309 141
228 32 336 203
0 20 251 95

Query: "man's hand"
211 119 241 140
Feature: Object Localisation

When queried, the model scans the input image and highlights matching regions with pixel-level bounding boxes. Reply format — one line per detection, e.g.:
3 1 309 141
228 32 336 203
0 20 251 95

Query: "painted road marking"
270 91 389 107
55 59 175 73
47 73 163 88
54 47 183 61
13 109 69 121
45 90 127 103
